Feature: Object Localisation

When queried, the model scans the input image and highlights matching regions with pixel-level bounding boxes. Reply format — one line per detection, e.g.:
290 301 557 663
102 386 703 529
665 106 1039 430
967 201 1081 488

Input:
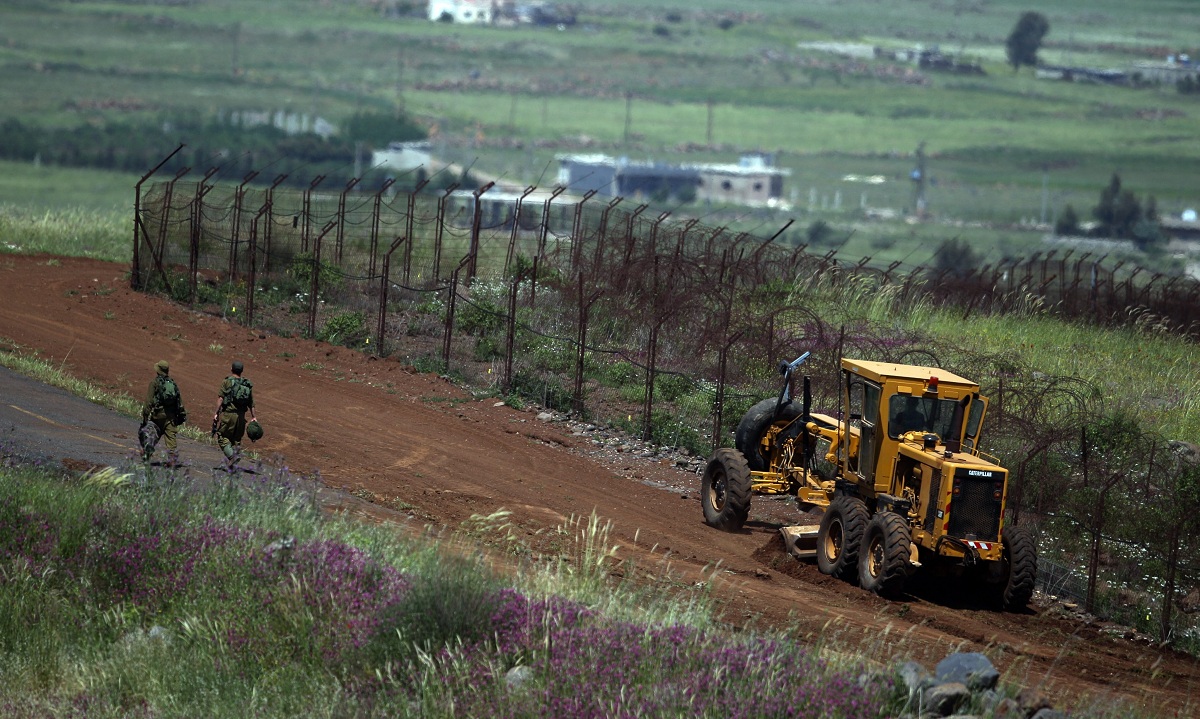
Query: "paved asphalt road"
0 365 400 522
0 365 227 472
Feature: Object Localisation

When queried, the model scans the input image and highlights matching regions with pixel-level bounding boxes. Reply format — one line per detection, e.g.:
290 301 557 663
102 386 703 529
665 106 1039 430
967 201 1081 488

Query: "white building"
370 141 433 173
428 0 493 24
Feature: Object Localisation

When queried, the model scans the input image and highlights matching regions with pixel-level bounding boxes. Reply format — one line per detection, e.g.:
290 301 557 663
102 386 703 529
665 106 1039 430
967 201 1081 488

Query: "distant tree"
1091 174 1163 247
1055 204 1080 236
805 220 836 246
1005 11 1050 71
344 110 426 149
932 237 979 277
1093 173 1123 238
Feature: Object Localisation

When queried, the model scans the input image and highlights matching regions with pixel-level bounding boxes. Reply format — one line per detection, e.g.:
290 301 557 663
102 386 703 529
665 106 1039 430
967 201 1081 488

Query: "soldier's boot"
222 443 237 471
165 450 181 468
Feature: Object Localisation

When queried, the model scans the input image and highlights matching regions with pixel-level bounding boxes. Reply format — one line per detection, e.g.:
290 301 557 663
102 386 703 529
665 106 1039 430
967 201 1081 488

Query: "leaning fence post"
433 183 460 282
132 144 185 290
593 197 624 272
570 189 597 274
377 235 408 353
537 186 567 261
467 181 495 284
503 266 526 393
335 176 361 266
306 220 337 339
367 178 395 281
301 174 327 254
713 329 743 451
246 206 268 327
262 173 288 277
188 166 219 305
401 178 430 285
442 256 471 372
229 169 260 283
573 276 602 416
641 255 661 443
506 185 537 276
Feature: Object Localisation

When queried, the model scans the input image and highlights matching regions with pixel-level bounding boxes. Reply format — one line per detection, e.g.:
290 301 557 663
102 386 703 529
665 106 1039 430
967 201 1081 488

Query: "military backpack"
224 377 253 412
155 377 180 411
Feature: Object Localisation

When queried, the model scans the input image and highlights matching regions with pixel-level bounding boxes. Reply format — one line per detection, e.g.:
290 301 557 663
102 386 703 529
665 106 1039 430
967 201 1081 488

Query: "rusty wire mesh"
133 175 1200 455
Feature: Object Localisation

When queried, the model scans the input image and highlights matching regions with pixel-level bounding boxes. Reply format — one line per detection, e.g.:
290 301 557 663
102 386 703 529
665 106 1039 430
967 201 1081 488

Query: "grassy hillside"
2 0 1198 274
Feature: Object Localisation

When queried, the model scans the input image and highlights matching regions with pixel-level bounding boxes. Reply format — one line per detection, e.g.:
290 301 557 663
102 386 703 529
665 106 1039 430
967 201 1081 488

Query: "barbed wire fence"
133 150 1200 454
130 150 1200 642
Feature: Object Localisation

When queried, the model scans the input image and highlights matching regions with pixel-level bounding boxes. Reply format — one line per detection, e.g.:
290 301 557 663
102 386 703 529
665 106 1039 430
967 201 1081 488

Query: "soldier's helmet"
246 420 264 442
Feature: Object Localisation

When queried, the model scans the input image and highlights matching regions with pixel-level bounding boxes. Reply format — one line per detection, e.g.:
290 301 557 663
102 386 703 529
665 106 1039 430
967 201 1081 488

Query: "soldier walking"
140 359 187 465
212 360 257 466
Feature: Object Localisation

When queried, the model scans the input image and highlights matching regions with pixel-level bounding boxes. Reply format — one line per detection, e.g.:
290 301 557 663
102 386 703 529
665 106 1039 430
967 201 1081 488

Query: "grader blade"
780 525 820 560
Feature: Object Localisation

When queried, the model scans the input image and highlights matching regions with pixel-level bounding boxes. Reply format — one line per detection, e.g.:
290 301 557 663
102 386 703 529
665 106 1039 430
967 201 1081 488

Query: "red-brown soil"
2 254 1198 716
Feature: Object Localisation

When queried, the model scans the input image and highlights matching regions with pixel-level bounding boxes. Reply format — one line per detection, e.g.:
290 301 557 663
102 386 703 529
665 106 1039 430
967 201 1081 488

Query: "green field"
1 0 1197 272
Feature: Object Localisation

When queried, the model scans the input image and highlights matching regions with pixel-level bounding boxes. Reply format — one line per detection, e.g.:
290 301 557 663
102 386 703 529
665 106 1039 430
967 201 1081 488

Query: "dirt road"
1 254 1197 716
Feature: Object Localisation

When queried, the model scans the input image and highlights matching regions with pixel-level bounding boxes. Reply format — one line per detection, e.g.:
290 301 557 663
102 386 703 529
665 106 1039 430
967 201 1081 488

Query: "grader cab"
701 353 1036 609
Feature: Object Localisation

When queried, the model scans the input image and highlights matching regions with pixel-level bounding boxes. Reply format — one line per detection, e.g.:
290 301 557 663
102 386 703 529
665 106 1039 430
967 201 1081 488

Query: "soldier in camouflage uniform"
212 360 257 464
140 359 187 464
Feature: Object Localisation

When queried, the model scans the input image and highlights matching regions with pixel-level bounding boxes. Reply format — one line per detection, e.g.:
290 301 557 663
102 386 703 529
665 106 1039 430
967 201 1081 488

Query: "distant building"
428 0 494 24
556 154 790 207
370 141 432 173
1035 65 1128 85
1128 61 1196 84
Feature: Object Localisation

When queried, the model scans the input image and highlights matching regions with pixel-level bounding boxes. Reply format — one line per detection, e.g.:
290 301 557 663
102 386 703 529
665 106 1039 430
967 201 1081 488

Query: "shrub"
458 298 504 337
366 554 502 665
317 311 368 346
510 370 574 411
1055 204 1080 235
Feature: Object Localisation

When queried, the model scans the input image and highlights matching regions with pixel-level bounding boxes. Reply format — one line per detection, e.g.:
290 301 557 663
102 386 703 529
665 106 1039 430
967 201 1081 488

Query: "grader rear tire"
735 398 803 472
701 449 752 531
859 512 911 598
816 495 870 581
1000 525 1037 611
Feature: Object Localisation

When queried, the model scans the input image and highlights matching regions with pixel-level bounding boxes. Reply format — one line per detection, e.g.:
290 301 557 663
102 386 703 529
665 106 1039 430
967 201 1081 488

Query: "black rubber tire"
735 397 803 472
858 512 912 598
1000 524 1037 611
816 495 870 581
701 448 752 531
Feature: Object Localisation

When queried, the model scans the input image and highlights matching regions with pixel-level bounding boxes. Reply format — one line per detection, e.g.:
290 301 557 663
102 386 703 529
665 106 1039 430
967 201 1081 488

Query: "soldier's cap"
231 361 244 374
155 360 169 374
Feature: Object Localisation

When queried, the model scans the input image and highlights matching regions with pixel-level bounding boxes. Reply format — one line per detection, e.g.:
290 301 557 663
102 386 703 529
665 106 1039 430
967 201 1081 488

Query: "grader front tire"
701 449 752 532
816 495 870 581
859 512 912 598
1001 525 1037 611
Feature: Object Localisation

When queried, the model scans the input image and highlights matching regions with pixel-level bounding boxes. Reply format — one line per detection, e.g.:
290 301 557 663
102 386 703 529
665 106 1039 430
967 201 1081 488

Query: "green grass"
0 456 1177 719
4 0 1199 273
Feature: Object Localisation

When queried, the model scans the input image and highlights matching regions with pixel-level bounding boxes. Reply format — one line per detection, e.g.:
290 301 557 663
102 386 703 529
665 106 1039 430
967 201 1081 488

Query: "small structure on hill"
428 0 494 24
556 154 790 207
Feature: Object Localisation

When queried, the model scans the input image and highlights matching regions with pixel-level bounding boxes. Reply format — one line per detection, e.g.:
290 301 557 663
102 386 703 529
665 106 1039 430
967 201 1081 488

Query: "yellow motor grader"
700 353 1037 609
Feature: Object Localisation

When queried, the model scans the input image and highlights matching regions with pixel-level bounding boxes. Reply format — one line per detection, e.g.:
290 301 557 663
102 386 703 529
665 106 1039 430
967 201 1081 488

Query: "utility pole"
912 141 928 219
231 22 241 78
396 47 406 115
1041 165 1049 225
623 92 633 143
706 99 714 145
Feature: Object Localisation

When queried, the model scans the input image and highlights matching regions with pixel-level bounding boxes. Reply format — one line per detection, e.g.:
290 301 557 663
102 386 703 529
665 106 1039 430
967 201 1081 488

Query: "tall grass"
0 459 911 718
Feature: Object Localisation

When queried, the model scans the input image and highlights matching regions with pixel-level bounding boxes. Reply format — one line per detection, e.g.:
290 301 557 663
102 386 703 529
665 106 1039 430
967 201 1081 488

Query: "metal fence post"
307 220 337 339
377 236 408 353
